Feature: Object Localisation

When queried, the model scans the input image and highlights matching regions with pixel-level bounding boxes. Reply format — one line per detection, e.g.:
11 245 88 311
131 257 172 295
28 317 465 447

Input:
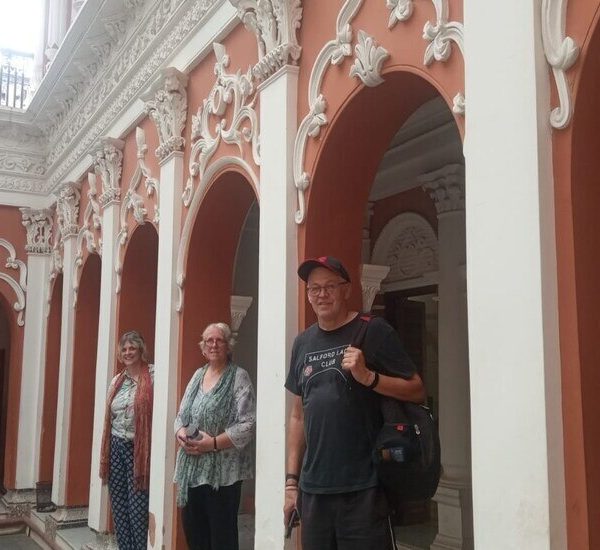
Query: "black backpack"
352 315 441 511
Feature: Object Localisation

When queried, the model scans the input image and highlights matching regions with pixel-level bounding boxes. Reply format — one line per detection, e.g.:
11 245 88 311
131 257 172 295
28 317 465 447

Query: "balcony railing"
0 50 34 110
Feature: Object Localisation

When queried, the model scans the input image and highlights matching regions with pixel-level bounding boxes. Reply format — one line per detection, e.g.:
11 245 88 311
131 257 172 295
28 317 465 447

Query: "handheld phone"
285 508 299 539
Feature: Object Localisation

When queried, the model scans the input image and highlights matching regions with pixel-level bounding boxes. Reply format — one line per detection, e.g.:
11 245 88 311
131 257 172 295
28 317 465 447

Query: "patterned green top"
110 365 154 440
173 364 256 505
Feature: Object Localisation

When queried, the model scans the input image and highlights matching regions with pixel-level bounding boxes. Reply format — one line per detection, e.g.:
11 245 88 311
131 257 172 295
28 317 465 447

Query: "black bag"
352 315 441 509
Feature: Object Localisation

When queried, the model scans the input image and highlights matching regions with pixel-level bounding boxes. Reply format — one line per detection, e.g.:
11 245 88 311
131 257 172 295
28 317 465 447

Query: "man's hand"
342 346 373 386
283 485 299 526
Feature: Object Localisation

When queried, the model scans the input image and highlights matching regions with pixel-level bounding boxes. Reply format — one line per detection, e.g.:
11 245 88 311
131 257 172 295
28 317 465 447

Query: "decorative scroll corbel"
0 239 27 326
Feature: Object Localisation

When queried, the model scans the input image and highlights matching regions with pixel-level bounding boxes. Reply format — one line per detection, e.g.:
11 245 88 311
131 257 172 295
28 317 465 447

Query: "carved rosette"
94 138 125 207
144 68 188 162
20 208 54 254
421 164 465 215
360 264 391 312
230 0 303 82
56 182 81 239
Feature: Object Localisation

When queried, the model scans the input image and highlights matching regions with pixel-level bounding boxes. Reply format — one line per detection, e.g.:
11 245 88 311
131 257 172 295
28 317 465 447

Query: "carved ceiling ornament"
144 68 188 162
73 173 102 307
56 182 81 240
542 0 579 129
115 127 159 293
230 0 303 81
0 238 28 327
371 212 438 284
94 137 125 207
349 30 390 87
20 208 54 255
184 43 260 208
293 0 364 224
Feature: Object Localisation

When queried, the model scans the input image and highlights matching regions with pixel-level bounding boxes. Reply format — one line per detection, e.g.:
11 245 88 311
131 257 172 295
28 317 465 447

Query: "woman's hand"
180 430 214 455
176 427 188 449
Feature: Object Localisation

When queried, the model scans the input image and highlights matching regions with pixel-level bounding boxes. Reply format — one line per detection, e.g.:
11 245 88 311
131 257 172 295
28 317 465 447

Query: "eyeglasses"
306 282 348 297
203 338 226 347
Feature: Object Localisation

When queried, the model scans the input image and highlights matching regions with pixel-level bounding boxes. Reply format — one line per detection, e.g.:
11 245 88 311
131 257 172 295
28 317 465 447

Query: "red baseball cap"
297 256 351 282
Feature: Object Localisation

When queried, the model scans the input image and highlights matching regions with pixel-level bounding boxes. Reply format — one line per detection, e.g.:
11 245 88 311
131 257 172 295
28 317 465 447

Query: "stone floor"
0 533 42 549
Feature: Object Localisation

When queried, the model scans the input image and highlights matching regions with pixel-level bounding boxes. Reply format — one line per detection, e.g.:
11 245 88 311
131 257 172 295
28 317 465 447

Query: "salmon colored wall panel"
39 276 63 482
65 254 101 506
118 224 159 363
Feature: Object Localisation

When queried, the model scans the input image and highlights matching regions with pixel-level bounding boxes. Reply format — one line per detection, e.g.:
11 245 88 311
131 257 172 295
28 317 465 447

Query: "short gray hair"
199 322 235 354
117 330 148 362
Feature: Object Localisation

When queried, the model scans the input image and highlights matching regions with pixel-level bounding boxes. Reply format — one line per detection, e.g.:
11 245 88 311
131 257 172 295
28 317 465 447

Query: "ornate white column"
144 67 187 550
229 3 303 546
51 182 81 506
86 138 124 547
360 264 390 312
464 1 566 546
14 208 54 490
422 165 472 550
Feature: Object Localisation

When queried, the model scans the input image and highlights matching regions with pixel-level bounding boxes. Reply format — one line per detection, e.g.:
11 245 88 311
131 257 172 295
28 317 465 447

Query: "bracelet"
366 371 379 390
213 437 218 452
285 485 299 490
285 473 300 483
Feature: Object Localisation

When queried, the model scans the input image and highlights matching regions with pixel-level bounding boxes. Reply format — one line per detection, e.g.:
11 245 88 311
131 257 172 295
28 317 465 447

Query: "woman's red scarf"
99 363 153 491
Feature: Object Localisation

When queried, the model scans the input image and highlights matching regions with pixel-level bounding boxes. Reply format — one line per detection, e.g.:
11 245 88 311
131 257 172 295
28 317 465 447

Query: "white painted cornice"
542 0 579 129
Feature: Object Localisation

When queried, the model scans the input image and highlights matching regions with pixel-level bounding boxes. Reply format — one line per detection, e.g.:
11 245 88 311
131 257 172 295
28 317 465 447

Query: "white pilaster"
15 208 54 488
147 151 183 549
255 65 299 549
87 202 120 532
464 1 565 548
423 166 472 550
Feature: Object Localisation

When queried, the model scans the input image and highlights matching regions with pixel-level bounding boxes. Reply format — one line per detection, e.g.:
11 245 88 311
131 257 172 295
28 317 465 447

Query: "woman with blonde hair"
174 322 256 550
100 331 154 549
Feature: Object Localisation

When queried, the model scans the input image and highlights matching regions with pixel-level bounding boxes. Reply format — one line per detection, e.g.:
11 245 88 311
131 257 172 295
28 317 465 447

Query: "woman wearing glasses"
174 322 256 550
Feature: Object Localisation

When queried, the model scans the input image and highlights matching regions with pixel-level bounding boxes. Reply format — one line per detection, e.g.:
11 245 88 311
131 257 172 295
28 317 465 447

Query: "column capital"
94 137 125 207
56 182 81 240
421 164 465 215
230 0 303 82
144 67 188 162
230 295 254 337
20 207 54 255
360 264 390 312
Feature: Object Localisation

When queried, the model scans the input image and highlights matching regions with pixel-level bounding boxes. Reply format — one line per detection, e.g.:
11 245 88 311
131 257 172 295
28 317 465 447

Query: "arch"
303 69 452 313
39 274 63 484
64 253 101 506
117 223 159 362
554 11 600 549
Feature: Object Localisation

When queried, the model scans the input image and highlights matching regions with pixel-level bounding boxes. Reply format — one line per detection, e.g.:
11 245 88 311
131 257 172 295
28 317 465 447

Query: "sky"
0 0 43 53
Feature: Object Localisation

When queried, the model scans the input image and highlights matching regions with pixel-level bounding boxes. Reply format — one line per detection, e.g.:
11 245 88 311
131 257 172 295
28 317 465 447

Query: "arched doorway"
303 73 471 548
64 254 101 506
178 168 259 549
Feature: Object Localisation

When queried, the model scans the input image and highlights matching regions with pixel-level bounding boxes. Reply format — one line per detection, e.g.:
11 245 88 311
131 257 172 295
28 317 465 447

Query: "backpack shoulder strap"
351 313 372 349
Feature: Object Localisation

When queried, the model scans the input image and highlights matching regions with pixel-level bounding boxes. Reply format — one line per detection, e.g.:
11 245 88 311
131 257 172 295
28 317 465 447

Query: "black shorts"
300 487 396 550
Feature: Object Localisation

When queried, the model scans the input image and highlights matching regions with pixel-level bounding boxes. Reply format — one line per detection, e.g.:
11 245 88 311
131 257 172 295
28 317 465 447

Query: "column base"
82 530 118 549
1 488 36 517
430 478 473 550
44 506 88 541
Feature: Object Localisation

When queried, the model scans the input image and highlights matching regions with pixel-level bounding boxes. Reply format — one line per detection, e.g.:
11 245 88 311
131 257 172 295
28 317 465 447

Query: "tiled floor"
0 534 41 549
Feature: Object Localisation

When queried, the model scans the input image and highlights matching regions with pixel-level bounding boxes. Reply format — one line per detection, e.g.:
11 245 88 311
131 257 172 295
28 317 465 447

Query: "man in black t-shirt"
284 256 425 550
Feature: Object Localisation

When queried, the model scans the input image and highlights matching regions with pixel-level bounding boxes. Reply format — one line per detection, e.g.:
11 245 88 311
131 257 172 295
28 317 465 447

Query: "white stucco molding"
115 127 158 293
293 0 364 224
420 164 465 215
56 182 81 240
386 0 414 28
184 43 259 208
144 68 189 162
349 31 390 87
542 0 579 129
360 264 391 312
20 208 54 255
230 0 303 82
230 295 253 335
176 156 259 312
0 238 28 326
93 138 125 208
423 0 464 66
371 211 438 286
72 173 102 307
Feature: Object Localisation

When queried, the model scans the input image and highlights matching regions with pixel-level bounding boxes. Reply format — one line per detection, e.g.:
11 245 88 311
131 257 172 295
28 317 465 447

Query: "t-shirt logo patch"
304 366 313 377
